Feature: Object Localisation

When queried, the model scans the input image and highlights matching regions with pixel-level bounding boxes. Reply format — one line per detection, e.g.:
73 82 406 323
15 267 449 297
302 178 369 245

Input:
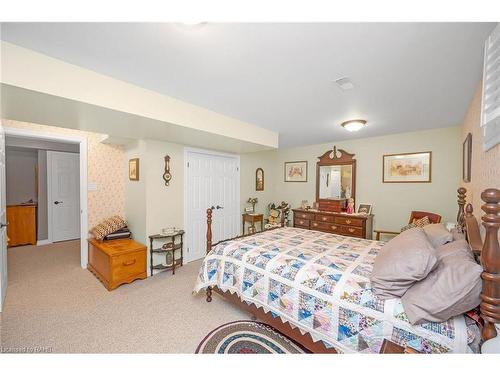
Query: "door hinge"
237 167 239 171
187 162 190 167
187 247 190 253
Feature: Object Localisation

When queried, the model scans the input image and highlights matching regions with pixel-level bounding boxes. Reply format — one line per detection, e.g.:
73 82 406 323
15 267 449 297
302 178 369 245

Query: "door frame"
183 147 240 263
4 127 88 269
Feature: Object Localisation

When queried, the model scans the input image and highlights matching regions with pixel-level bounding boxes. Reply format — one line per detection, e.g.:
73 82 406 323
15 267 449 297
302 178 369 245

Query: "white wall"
37 150 48 240
124 139 185 274
5 147 38 205
241 126 462 233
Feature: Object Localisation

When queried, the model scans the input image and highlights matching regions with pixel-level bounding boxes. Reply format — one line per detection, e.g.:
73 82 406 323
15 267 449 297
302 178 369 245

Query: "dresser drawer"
341 226 364 237
294 212 315 220
294 218 310 228
311 221 333 231
335 216 364 227
314 214 335 223
111 250 147 282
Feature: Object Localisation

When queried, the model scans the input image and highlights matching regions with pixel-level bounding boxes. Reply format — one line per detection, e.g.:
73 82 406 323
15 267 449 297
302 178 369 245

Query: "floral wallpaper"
461 84 500 221
2 119 126 229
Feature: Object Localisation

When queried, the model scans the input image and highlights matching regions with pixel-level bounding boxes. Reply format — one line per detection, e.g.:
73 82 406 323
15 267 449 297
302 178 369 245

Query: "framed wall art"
382 151 431 183
462 133 472 183
129 158 139 181
256 168 264 191
284 161 308 182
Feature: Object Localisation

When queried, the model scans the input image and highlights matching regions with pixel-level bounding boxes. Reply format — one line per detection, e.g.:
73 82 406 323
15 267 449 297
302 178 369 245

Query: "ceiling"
1 22 495 147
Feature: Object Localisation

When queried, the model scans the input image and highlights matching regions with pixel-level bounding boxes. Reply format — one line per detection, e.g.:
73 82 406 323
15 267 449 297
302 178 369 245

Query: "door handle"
216 205 223 210
54 201 63 205
0 222 8 229
210 206 215 210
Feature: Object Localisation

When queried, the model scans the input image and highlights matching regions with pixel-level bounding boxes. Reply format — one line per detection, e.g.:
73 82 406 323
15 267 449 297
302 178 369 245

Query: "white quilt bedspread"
193 227 469 353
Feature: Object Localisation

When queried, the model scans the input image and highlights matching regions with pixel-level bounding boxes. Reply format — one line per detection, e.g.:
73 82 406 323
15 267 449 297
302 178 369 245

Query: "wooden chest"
7 204 37 247
88 238 147 290
293 209 373 239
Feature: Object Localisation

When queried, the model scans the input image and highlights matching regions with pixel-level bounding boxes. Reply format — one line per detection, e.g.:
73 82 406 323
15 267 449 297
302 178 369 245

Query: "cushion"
90 215 127 240
450 227 466 242
400 216 430 232
370 227 438 299
402 240 482 324
423 223 453 248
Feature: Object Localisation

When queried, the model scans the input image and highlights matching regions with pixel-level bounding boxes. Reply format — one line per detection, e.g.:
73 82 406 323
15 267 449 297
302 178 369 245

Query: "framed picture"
284 161 308 182
463 133 472 183
357 203 372 215
382 151 431 183
129 158 139 181
256 168 264 191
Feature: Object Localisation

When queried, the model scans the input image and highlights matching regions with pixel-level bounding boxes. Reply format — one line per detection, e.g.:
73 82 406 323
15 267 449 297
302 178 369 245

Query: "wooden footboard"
203 189 500 352
459 187 500 345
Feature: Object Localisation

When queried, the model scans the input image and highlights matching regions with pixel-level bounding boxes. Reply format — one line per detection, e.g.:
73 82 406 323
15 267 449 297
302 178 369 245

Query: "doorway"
2 127 88 263
184 148 240 263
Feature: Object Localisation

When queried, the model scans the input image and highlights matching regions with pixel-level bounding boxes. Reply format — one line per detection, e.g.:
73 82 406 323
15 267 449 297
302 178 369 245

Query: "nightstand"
242 213 263 234
149 230 184 276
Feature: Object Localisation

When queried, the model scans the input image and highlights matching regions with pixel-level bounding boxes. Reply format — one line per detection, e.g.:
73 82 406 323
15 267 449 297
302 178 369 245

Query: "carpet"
195 320 310 353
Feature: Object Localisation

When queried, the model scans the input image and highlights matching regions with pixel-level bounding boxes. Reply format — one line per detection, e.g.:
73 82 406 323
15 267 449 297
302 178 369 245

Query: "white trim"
183 147 240 264
4 126 88 269
36 239 52 246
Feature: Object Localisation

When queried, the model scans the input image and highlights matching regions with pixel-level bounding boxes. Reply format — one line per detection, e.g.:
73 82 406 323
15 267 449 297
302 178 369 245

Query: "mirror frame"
316 146 356 210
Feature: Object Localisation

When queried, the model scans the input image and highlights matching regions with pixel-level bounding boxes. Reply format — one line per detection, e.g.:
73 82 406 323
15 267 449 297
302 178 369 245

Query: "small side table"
149 230 184 276
242 213 263 235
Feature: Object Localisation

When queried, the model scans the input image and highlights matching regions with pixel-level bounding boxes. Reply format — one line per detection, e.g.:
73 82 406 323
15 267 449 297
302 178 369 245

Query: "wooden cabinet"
292 209 373 239
7 204 37 247
88 238 147 290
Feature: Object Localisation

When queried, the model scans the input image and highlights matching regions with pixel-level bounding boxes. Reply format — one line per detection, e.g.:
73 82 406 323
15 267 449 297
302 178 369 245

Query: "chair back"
409 211 441 224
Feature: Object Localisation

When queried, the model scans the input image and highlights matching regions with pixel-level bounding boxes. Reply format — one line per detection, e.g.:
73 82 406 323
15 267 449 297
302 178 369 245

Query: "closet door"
185 150 239 263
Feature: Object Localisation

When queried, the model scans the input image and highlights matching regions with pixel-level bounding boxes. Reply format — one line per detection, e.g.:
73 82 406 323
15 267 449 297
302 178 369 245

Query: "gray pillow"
423 223 453 248
370 227 438 299
450 227 466 242
402 240 481 324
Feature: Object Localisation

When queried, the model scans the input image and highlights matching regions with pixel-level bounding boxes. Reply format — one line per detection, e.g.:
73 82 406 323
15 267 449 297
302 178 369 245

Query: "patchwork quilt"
193 227 469 353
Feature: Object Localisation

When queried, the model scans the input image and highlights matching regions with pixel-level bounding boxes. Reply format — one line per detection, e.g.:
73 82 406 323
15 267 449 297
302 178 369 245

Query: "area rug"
195 320 310 353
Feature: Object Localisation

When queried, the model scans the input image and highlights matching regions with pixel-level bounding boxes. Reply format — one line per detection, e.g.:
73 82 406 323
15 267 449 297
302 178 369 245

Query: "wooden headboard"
456 187 500 345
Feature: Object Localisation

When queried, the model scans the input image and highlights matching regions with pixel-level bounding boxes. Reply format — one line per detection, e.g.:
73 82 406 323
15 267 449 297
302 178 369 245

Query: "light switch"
88 182 98 191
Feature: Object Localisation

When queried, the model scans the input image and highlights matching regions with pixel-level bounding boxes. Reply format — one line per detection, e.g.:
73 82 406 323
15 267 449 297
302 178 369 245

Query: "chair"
374 211 442 241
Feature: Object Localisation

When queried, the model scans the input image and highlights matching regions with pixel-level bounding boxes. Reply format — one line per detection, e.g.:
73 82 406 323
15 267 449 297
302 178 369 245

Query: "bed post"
206 208 213 302
280 205 286 227
457 187 467 232
480 188 500 342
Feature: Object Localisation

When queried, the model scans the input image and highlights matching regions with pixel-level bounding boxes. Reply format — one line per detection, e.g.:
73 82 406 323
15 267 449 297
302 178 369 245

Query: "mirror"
316 146 356 212
318 165 353 200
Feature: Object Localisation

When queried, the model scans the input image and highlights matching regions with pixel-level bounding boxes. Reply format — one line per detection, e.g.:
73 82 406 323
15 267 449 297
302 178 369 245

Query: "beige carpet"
0 240 249 353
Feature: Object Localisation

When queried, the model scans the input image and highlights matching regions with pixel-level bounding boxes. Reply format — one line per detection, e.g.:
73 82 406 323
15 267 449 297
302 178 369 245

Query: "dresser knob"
331 226 337 230
348 228 355 233
322 217 327 221
346 219 352 224
313 223 318 227
299 220 304 225
302 214 306 218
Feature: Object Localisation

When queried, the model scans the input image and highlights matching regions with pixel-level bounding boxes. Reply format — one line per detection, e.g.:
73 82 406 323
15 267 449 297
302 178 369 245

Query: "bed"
193 187 500 353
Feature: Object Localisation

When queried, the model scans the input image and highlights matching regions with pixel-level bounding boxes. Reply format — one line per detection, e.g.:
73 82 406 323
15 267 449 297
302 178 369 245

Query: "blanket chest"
88 238 147 290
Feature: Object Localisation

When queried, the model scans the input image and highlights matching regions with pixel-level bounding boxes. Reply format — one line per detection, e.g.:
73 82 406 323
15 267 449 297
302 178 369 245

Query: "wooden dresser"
88 238 147 290
293 209 373 239
7 204 37 247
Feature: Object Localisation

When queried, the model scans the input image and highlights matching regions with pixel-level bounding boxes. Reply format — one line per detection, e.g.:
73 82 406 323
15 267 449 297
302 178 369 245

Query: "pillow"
401 240 482 324
450 227 466 242
400 216 430 233
370 227 438 299
90 215 127 240
423 223 453 248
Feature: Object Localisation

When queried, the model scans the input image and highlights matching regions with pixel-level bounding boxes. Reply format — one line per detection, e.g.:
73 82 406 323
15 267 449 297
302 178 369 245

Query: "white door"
185 150 239 262
48 151 80 242
0 123 8 311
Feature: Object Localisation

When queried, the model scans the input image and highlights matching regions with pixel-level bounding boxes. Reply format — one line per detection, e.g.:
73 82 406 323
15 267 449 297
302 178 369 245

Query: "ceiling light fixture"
341 119 367 132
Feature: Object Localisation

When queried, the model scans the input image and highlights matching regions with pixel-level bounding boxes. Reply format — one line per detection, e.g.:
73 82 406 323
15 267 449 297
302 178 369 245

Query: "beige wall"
241 126 462 233
461 83 500 217
3 119 126 229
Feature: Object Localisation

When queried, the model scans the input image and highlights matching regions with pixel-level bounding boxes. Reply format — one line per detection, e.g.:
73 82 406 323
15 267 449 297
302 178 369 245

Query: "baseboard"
36 239 52 246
